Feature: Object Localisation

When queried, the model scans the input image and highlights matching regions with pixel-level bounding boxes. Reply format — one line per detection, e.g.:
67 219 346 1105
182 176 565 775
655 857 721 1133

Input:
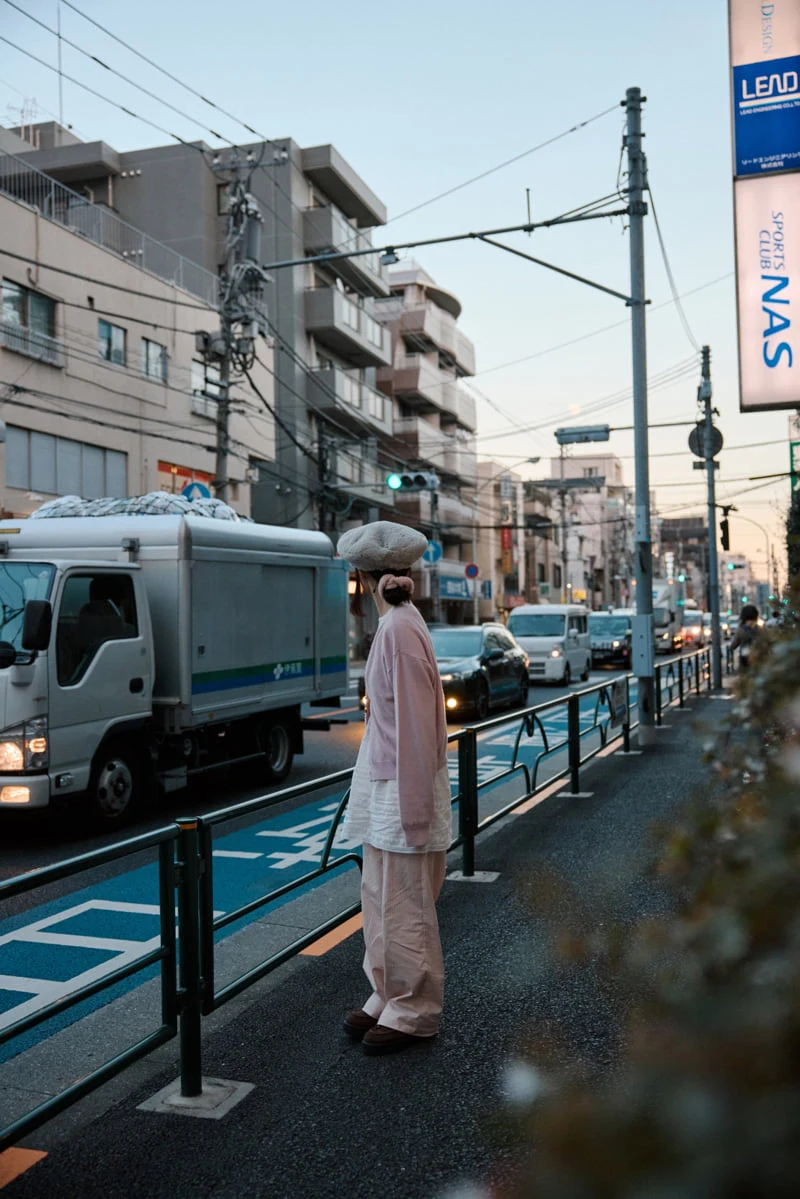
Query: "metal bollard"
655 664 663 726
176 819 204 1098
458 730 478 877
678 655 684 708
695 654 701 695
567 692 581 793
622 675 631 753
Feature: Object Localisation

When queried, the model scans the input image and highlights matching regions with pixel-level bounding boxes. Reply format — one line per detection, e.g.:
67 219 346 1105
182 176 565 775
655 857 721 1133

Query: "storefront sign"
730 0 800 411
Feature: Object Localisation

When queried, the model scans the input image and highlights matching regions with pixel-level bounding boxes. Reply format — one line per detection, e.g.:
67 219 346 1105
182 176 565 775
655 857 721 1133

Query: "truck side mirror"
0 642 15 669
22 600 52 652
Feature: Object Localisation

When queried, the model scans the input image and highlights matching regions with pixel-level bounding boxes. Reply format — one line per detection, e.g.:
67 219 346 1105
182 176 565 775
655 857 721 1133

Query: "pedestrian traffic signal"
385 471 439 492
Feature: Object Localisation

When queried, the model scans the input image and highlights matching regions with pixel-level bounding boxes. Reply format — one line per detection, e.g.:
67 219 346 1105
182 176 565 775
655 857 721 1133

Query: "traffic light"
720 517 730 552
677 573 686 582
386 471 439 492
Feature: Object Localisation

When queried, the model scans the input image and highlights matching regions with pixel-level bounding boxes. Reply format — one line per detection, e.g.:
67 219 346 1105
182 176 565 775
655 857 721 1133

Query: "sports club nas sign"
730 0 800 411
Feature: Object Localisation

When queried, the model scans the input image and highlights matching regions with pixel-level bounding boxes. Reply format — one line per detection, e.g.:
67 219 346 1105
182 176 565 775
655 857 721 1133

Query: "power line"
3 1 237 144
0 35 214 154
379 106 620 226
647 183 702 354
0 248 217 310
475 271 731 378
60 0 264 140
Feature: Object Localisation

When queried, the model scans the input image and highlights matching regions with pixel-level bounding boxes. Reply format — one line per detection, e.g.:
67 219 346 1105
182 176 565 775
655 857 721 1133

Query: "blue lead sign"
734 52 800 175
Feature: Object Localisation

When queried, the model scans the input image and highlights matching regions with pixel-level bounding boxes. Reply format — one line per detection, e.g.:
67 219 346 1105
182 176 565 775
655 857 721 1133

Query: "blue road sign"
182 481 211 501
422 540 443 564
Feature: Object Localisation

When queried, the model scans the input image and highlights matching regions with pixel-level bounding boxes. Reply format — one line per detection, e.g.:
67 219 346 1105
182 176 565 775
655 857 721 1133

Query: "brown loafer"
343 1009 378 1040
362 1024 433 1055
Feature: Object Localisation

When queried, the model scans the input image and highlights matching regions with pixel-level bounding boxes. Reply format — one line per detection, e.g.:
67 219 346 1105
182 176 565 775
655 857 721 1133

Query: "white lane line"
13 930 156 952
212 850 264 860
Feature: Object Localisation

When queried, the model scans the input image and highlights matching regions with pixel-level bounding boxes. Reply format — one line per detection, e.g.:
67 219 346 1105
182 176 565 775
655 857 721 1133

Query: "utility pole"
431 487 442 623
701 344 722 688
559 444 569 603
198 148 268 504
625 86 655 745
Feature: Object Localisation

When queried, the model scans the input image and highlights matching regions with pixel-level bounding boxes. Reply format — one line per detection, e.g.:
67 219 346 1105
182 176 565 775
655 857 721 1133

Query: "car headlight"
612 640 620 648
549 648 561 659
440 673 454 683
0 718 48 772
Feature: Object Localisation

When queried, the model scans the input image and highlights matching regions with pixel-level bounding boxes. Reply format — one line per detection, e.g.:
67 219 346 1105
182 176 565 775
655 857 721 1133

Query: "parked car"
429 623 529 721
506 604 591 686
588 610 632 669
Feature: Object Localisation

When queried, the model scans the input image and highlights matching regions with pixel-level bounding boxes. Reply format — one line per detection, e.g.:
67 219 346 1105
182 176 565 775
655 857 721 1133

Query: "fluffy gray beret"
337 520 428 570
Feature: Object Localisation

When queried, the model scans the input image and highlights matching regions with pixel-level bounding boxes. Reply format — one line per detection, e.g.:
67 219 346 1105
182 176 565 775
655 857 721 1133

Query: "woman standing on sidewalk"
337 521 451 1056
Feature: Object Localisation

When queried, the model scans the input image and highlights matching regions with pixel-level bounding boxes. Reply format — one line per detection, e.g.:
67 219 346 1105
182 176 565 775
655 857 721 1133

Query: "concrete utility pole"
700 345 722 689
625 86 655 745
197 149 268 503
559 444 569 603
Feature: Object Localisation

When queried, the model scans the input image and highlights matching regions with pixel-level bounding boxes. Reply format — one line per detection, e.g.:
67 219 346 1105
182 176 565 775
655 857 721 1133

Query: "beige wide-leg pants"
360 842 447 1037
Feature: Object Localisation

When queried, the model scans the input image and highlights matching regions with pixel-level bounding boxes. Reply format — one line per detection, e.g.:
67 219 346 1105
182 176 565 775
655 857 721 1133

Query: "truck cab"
0 558 153 820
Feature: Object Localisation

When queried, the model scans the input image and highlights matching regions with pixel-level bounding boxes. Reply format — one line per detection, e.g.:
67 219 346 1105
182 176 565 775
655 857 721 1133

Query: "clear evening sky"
0 0 792 581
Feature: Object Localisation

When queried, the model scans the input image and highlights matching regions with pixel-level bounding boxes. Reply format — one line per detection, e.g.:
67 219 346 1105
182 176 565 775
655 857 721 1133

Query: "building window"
6 427 127 498
141 338 167 382
1 279 62 366
98 319 126 366
537 562 545 583
582 466 598 477
553 564 562 589
191 359 222 419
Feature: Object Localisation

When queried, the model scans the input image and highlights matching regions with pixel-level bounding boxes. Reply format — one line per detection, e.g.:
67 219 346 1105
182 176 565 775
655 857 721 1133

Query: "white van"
507 604 591 685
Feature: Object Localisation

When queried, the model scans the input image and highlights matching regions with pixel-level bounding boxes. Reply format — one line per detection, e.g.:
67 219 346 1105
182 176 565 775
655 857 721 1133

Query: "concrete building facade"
373 265 479 623
2 122 394 530
0 133 275 517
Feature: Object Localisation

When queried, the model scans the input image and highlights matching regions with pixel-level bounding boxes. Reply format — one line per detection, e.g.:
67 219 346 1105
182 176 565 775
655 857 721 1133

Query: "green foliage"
499 634 800 1198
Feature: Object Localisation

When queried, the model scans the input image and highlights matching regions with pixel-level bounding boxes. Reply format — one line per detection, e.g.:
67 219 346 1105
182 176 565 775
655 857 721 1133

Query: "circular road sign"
688 423 723 459
422 539 443 564
464 563 480 579
182 481 212 500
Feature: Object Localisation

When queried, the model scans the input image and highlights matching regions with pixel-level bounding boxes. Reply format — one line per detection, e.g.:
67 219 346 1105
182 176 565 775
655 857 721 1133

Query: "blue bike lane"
0 684 627 1061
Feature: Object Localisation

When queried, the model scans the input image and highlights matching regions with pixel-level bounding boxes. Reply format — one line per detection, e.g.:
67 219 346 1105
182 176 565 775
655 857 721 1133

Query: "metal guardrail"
0 827 178 1152
0 645 721 1141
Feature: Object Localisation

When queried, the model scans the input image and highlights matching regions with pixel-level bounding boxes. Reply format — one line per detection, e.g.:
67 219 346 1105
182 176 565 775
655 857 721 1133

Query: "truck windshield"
429 629 482 659
653 606 672 628
508 614 566 638
0 563 55 650
589 616 630 637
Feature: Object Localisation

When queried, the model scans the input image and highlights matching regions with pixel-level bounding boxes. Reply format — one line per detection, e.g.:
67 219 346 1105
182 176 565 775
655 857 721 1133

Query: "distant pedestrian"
731 603 762 671
337 521 450 1056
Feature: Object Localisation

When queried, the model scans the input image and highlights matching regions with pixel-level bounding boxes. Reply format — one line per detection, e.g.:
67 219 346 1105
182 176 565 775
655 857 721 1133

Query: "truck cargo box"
0 515 348 732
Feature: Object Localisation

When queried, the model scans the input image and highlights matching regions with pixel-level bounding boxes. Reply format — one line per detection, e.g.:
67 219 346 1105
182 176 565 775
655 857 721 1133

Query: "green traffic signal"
677 573 686 582
386 473 403 490
727 562 735 570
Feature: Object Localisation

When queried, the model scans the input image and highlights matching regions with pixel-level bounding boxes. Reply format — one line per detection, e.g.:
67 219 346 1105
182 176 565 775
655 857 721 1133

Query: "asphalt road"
0 668 629 884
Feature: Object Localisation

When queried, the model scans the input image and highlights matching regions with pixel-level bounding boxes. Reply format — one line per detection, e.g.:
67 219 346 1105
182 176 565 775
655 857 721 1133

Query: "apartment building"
548 452 634 607
2 122 394 530
471 462 529 622
373 265 479 622
0 127 275 517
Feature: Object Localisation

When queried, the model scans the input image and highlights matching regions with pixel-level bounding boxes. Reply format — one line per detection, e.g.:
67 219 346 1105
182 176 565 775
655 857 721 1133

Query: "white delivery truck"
0 514 347 825
651 578 682 655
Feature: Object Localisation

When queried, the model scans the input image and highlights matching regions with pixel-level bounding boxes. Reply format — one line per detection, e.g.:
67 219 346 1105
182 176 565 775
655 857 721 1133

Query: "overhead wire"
647 182 702 355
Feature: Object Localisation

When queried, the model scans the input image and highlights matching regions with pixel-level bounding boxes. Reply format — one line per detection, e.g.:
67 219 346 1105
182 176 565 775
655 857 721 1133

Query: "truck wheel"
581 660 590 682
264 720 294 783
87 740 143 827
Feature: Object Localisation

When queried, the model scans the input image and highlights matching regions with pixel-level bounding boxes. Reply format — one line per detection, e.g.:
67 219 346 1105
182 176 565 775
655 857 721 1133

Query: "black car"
428 623 529 721
588 612 632 669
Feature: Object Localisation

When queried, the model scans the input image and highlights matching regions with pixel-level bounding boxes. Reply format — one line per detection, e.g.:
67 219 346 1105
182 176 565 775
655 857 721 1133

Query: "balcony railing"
304 288 391 367
0 320 65 368
0 151 219 309
303 206 389 297
308 366 392 435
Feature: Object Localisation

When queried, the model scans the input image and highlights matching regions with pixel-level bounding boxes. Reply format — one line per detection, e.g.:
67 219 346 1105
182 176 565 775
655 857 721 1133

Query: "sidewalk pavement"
1 687 733 1199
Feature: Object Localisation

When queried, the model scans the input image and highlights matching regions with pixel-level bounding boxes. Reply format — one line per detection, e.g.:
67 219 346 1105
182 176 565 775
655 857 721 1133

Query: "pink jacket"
363 603 447 847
